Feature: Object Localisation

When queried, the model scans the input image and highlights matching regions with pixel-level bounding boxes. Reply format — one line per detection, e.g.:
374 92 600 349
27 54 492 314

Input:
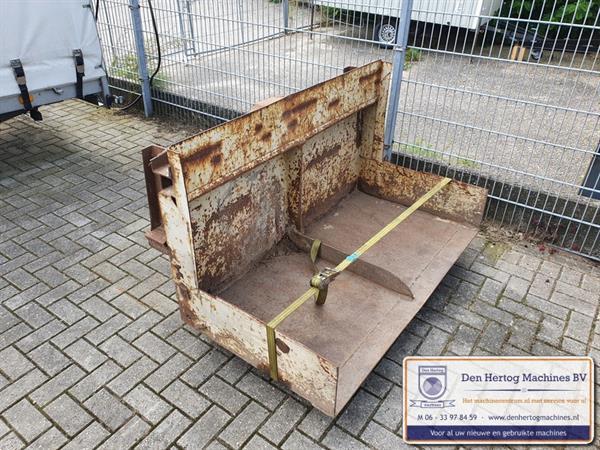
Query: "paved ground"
1 101 600 449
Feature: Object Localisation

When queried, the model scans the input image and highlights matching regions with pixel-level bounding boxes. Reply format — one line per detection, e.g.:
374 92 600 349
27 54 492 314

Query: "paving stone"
525 294 569 320
61 421 110 450
260 397 306 444
178 405 231 449
281 431 323 450
0 323 33 350
528 273 555 299
136 410 190 449
98 335 143 367
539 260 561 277
80 297 117 322
236 372 286 411
14 302 53 329
85 314 130 346
65 339 108 372
144 352 192 392
182 349 228 388
139 291 178 316
322 426 369 450
0 346 33 380
298 408 333 440
537 316 565 347
361 421 411 450
362 373 393 399
373 385 403 430
0 432 24 450
565 311 594 344
220 401 269 448
0 369 47 412
51 317 99 349
374 358 402 385
124 384 172 424
110 293 148 319
447 324 480 355
478 278 505 303
560 267 583 286
44 394 92 437
200 376 250 415
16 319 66 353
30 365 84 407
562 336 588 355
498 297 542 323
47 300 85 325
167 328 211 359
25 427 68 450
119 311 162 342
416 327 451 355
550 291 596 317
478 322 510 354
107 355 158 396
336 390 378 436
507 318 537 351
161 379 210 419
83 389 133 431
96 416 150 450
69 360 121 401
3 399 51 442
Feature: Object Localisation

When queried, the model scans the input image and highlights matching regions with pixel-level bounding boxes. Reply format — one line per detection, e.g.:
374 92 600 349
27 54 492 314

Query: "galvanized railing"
95 0 600 260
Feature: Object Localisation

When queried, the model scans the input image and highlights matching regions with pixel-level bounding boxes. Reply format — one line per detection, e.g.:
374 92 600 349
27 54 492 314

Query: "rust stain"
181 141 224 169
275 338 290 353
305 143 341 170
282 97 318 120
260 131 272 142
327 98 340 110
196 192 254 291
359 68 382 85
287 119 299 131
177 284 195 324
254 123 263 133
318 356 336 378
172 262 184 282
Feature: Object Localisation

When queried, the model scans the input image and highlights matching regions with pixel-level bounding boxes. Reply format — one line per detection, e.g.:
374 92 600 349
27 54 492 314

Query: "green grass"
395 140 478 169
111 53 168 90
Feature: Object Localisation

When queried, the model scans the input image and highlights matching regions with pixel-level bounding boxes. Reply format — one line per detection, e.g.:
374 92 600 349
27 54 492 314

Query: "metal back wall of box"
0 0 108 119
142 61 487 416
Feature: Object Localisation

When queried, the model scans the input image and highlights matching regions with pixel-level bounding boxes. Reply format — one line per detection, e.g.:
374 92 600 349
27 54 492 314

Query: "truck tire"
374 20 397 48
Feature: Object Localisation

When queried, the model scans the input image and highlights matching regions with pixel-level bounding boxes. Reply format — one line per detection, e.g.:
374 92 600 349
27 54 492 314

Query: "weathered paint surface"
359 158 487 226
183 287 338 415
167 61 386 202
149 61 488 416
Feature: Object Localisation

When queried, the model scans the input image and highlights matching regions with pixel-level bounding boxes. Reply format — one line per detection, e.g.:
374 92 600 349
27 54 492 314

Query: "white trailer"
0 0 111 122
313 0 504 45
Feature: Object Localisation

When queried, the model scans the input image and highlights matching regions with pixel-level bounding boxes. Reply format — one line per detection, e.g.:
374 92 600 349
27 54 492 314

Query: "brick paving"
1 100 600 449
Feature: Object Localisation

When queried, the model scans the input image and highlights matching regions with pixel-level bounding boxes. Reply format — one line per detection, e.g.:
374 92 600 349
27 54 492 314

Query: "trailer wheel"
374 21 397 48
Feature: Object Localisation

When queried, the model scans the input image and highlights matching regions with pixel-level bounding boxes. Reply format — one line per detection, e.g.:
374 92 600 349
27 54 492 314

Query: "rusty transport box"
142 60 487 416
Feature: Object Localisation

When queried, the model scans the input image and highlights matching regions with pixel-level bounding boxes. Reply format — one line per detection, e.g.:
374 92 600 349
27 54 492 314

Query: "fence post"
383 0 413 161
283 0 289 33
128 0 153 117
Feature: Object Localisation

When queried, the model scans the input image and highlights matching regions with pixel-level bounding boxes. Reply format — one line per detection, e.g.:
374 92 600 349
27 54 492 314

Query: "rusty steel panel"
187 157 290 291
182 287 338 415
359 158 487 226
167 61 386 202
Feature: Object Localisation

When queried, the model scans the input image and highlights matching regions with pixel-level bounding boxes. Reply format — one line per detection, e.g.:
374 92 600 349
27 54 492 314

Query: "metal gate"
95 0 600 260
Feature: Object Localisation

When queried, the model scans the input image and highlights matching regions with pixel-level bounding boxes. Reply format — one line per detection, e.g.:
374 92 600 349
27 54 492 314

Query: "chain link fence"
95 0 600 260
